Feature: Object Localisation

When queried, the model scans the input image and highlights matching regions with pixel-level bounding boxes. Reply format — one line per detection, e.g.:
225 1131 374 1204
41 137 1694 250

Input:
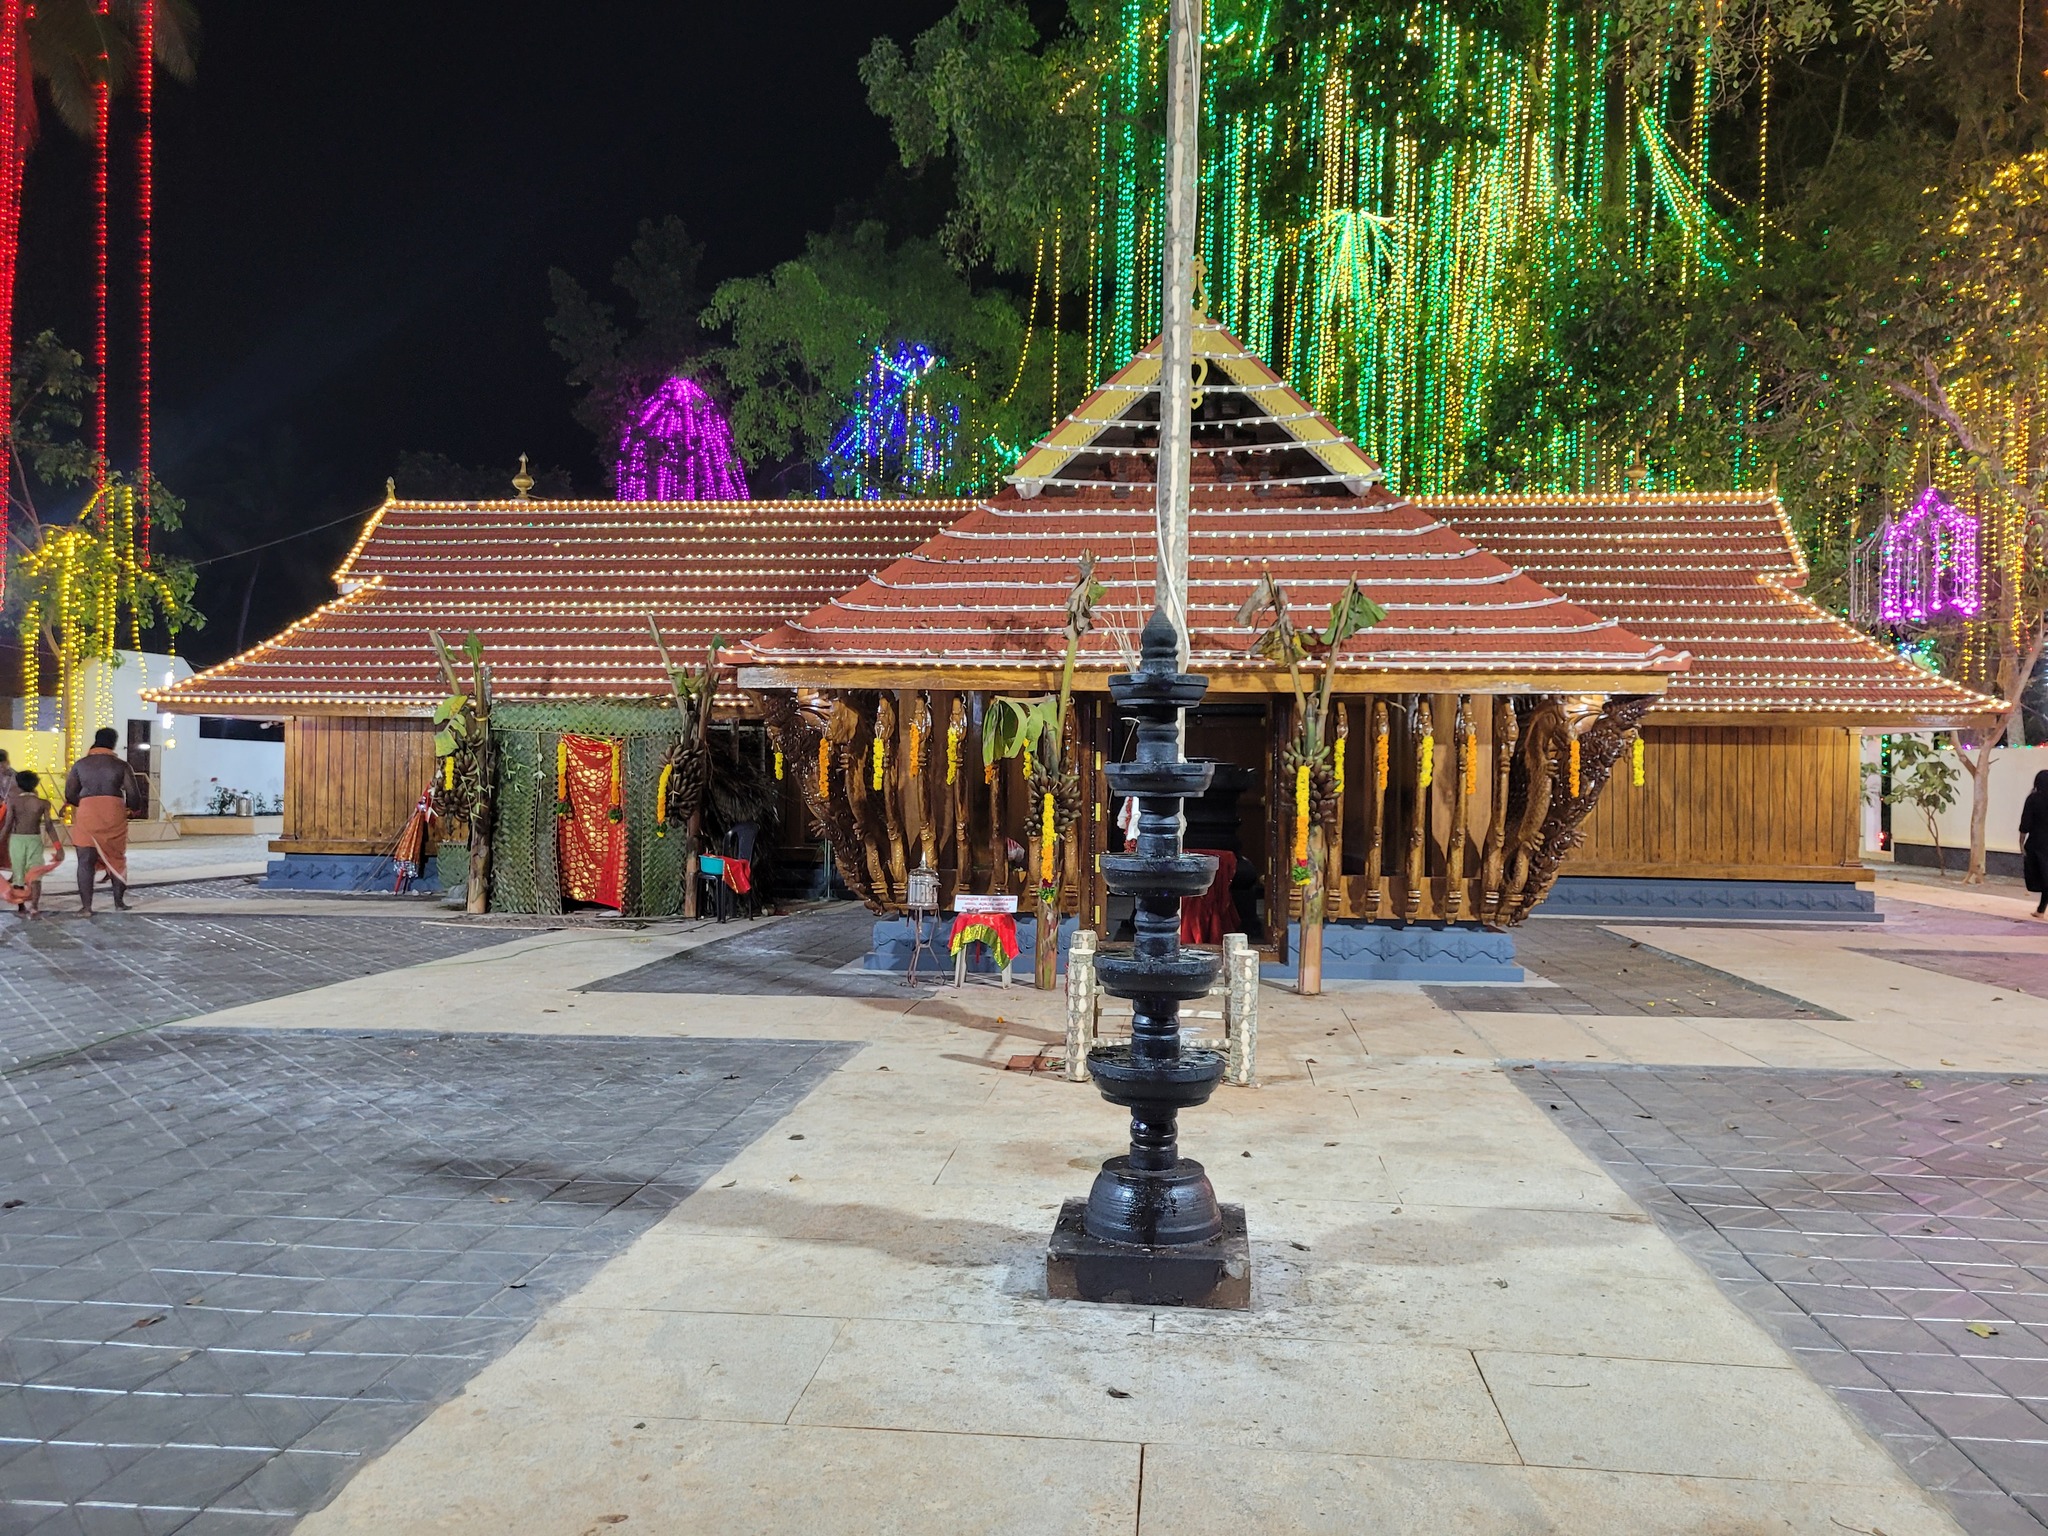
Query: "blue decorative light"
821 343 959 498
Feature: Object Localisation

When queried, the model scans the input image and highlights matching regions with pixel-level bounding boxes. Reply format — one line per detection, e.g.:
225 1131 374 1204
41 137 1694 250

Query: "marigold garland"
773 749 784 781
908 720 924 774
607 741 623 823
442 755 455 792
817 740 831 800
1290 761 1312 884
1418 729 1435 791
1333 735 1346 798
554 738 572 818
1039 790 1057 900
945 726 961 785
1569 737 1582 797
1631 735 1645 788
1375 723 1389 794
871 736 885 791
654 761 675 837
1463 733 1478 798
983 760 996 786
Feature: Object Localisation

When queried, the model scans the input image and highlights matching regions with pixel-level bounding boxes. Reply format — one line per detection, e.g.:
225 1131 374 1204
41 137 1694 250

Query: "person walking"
2022 769 2048 918
64 728 145 915
0 770 60 916
0 748 17 805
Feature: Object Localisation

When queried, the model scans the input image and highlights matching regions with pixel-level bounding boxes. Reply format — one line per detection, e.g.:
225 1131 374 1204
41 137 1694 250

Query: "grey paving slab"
584 900 916 996
0 1026 854 1532
1428 919 1845 1018
0 916 517 1071
1523 1063 2048 1534
1854 947 2048 1000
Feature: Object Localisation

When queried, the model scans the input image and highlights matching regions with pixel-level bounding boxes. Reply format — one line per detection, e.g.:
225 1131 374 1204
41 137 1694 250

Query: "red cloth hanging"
1180 848 1238 944
722 856 753 896
557 733 626 911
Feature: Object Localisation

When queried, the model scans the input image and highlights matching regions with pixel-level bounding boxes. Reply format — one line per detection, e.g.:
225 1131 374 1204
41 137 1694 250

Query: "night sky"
15 0 956 663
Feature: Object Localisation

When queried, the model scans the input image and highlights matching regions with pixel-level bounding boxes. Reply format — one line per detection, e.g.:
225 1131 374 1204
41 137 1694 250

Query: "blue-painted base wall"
865 915 1078 974
264 853 441 895
1540 876 1878 922
1260 922 1522 984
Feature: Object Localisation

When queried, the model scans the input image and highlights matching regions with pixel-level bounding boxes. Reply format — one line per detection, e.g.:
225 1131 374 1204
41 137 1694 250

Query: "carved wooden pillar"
1404 695 1427 921
1480 696 1518 925
1446 695 1472 921
1364 697 1387 919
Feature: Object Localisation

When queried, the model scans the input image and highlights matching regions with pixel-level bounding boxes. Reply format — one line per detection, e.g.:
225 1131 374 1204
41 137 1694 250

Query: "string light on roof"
615 376 750 501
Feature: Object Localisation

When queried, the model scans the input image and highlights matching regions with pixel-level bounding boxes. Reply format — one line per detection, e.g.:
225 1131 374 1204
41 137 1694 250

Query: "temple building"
737 321 1687 980
147 321 2001 948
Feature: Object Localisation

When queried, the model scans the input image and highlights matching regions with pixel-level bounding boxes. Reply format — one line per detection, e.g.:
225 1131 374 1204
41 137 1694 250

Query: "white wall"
73 652 285 816
1883 738 2048 856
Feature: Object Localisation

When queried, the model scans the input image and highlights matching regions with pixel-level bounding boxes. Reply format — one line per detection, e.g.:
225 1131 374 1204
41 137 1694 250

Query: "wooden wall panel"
280 716 439 855
1572 724 1863 881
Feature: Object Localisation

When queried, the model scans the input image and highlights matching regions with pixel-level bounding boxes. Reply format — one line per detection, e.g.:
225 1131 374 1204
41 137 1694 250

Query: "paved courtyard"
0 870 2045 1533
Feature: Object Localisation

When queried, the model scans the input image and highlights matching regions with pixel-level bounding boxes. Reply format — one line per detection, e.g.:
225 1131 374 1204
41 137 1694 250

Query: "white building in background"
0 650 283 817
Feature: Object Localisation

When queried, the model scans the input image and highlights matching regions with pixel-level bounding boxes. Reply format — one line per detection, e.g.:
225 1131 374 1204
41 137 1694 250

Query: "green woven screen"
485 701 683 917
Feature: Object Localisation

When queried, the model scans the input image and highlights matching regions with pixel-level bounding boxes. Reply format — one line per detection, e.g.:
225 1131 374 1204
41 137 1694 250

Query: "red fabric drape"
557 733 626 910
1180 848 1238 944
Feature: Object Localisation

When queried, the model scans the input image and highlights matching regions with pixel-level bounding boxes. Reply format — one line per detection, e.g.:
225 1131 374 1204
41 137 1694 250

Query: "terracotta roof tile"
742 489 1687 685
148 498 965 712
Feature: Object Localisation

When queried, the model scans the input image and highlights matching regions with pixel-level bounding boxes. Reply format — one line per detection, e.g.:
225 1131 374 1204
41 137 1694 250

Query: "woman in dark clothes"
2021 770 2048 916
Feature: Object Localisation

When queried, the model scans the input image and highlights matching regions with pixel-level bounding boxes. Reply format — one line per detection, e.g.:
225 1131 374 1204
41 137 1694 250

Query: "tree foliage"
702 221 1035 495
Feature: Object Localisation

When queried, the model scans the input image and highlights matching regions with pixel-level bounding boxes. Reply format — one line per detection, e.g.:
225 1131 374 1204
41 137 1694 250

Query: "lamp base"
1045 1198 1250 1309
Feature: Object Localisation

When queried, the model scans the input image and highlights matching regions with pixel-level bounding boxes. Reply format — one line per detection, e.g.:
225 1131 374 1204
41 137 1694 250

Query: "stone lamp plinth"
1046 609 1250 1308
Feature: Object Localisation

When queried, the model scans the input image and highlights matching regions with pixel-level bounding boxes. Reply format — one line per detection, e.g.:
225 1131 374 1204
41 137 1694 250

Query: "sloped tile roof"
148 498 966 713
740 486 1688 689
1428 493 2004 722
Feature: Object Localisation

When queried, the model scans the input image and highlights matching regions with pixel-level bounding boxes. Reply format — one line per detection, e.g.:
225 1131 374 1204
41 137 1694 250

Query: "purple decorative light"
615 376 749 501
1880 487 1980 626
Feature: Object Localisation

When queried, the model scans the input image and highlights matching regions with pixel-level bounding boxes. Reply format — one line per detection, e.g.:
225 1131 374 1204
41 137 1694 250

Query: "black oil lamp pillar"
1045 608 1249 1308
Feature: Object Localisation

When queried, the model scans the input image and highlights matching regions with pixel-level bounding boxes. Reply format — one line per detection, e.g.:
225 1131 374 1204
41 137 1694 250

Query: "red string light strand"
0 0 20 591
135 0 154 563
92 1 110 497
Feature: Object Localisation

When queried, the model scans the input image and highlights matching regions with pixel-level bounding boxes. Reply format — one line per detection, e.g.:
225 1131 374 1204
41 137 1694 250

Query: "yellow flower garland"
654 762 674 835
1464 733 1478 798
871 736 885 790
1375 723 1390 794
1418 730 1434 791
773 749 784 781
817 739 831 799
1631 735 1645 788
908 721 924 774
1040 791 1056 886
1291 762 1310 870
442 754 455 792
556 737 569 804
1333 736 1345 798
945 727 961 785
1569 736 1582 797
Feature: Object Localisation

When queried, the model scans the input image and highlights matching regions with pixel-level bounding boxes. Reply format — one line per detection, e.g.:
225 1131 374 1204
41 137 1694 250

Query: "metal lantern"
905 863 941 985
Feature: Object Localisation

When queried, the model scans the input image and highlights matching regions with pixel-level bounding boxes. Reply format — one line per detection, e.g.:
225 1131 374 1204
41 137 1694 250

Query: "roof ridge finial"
384 477 396 503
512 454 535 500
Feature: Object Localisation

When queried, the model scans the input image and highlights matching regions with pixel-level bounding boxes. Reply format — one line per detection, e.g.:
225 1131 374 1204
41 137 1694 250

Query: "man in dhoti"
65 727 146 915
